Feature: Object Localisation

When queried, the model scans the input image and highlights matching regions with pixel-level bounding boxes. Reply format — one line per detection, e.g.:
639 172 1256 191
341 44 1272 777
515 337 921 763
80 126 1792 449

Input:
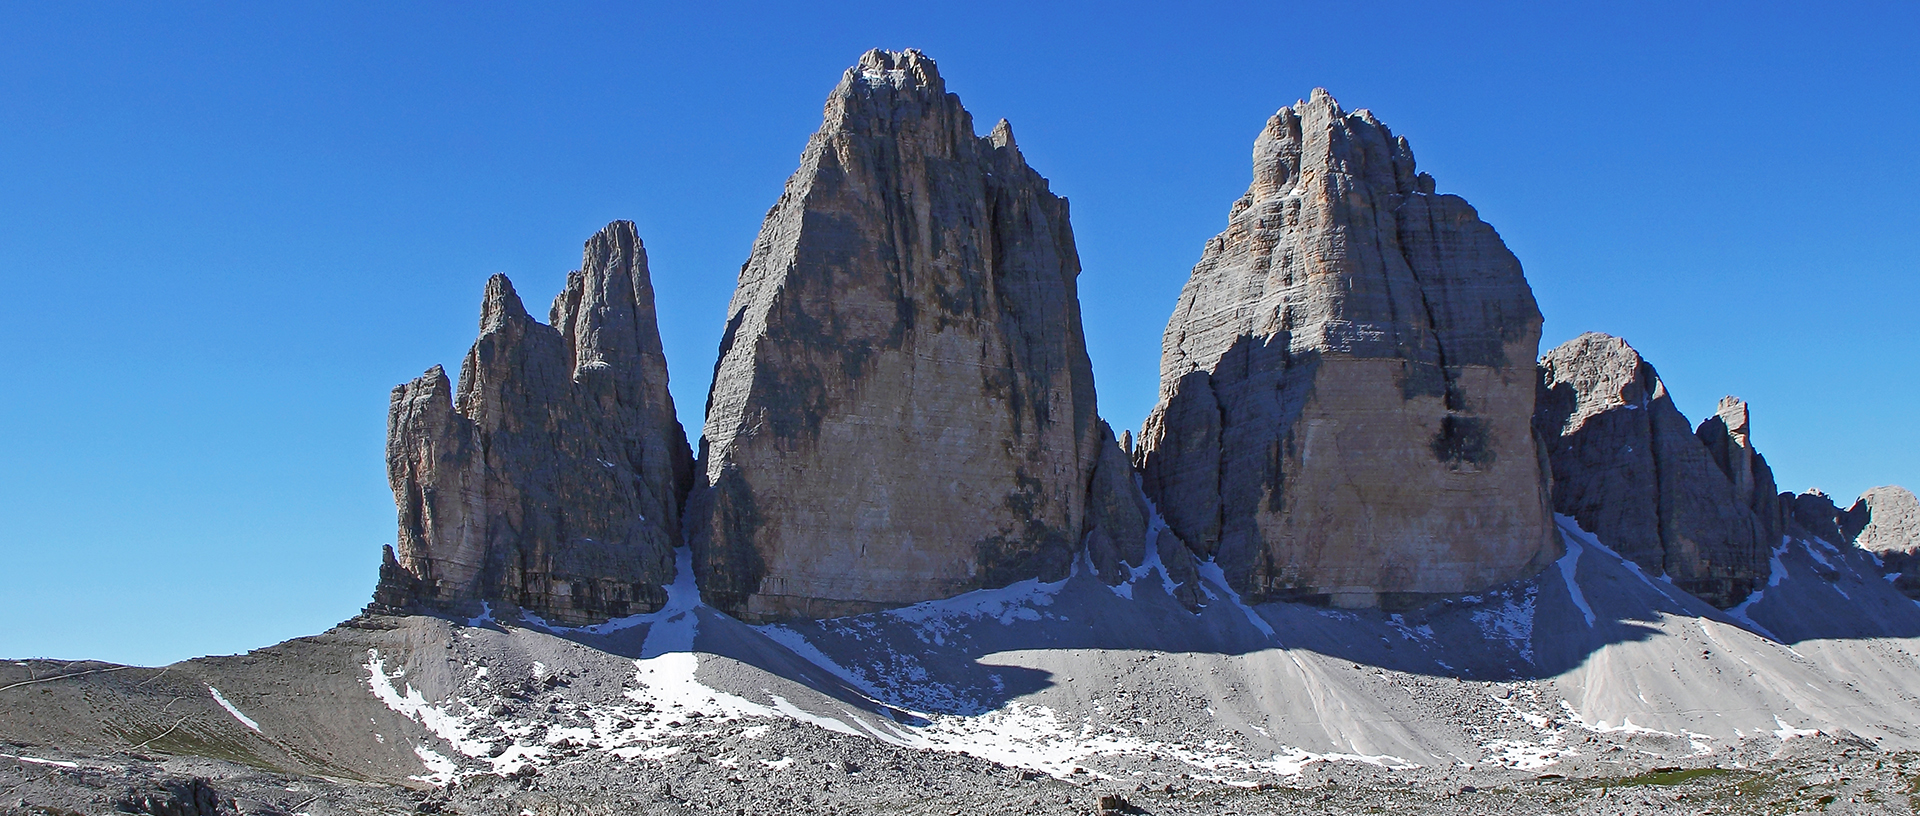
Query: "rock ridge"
375 220 692 625
1534 333 1771 607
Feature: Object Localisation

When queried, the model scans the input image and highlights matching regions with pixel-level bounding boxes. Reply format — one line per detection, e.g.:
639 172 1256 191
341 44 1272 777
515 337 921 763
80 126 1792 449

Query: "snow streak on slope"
206 686 260 733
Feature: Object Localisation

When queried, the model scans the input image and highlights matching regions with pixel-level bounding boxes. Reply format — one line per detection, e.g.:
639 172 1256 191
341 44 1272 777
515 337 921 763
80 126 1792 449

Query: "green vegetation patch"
1611 766 1732 787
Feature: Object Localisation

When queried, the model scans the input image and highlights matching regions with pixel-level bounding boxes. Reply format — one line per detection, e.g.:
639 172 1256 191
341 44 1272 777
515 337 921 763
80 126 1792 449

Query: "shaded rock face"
689 50 1151 622
1534 333 1768 607
378 221 693 625
1135 89 1557 609
1788 489 1851 545
1696 396 1785 548
1846 486 1920 599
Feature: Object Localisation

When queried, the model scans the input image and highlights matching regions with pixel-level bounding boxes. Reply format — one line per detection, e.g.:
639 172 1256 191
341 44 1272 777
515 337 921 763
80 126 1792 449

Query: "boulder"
688 50 1154 622
1535 333 1766 607
1135 89 1557 609
375 221 693 625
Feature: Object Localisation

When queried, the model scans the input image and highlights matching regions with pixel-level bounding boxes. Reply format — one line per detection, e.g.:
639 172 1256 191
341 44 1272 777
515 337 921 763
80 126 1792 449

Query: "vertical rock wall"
377 221 692 625
1136 90 1558 609
689 50 1147 622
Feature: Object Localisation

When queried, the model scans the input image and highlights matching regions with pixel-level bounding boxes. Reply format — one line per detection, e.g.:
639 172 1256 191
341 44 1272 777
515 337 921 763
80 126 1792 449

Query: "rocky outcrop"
1135 89 1558 609
376 221 693 625
688 50 1153 622
1846 486 1920 599
1534 333 1768 607
1787 489 1849 545
1696 396 1785 547
1847 486 1920 554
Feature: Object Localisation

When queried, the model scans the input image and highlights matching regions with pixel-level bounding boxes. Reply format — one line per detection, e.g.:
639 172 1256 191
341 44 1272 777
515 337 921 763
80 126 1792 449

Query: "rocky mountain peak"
479 273 526 328
687 51 1159 623
1851 486 1920 555
1138 89 1555 609
375 221 691 626
853 48 941 91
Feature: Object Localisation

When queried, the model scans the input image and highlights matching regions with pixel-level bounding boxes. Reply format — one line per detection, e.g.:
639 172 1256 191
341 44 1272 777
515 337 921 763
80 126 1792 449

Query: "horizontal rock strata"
376 221 692 625
689 49 1153 622
1534 333 1769 607
1136 89 1558 609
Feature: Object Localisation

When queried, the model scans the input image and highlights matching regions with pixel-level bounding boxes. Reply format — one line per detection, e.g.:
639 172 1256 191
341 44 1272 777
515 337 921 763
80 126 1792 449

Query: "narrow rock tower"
1137 90 1558 608
376 221 693 625
689 49 1148 622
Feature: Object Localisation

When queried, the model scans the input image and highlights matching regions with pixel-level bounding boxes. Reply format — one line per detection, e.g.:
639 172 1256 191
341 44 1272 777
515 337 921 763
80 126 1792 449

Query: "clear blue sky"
3 2 1914 666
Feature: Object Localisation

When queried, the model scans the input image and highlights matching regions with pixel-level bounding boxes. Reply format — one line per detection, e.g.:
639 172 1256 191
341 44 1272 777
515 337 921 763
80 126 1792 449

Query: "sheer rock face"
1534 333 1767 607
1136 90 1557 609
1846 486 1920 599
689 50 1150 622
377 221 693 625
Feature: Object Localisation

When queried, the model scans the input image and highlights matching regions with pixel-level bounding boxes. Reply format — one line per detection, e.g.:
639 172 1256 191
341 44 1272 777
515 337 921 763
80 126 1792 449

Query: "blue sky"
2 2 1914 666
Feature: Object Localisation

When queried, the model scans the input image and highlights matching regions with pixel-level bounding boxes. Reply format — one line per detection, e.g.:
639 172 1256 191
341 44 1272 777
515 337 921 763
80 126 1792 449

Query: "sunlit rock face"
1534 333 1770 608
688 49 1150 623
1137 89 1558 610
1841 485 1920 599
377 221 693 625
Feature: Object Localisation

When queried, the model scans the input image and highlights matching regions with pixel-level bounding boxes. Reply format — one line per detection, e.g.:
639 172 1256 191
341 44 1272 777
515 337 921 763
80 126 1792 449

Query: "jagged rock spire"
688 49 1159 622
1136 89 1557 609
376 221 692 625
1697 395 1785 547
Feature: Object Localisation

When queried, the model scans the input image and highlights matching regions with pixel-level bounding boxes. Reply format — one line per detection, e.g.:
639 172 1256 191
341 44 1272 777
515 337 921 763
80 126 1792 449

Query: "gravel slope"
6 517 1920 813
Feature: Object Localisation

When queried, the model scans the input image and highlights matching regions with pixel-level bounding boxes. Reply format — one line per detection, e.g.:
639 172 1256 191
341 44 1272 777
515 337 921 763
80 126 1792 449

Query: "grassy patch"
1611 767 1731 787
105 720 287 775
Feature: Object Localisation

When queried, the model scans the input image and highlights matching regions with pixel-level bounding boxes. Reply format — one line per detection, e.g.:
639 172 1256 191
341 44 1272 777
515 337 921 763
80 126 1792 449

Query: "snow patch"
1195 559 1276 640
1469 585 1536 663
1552 520 1597 627
1724 542 1790 641
1772 716 1819 741
884 576 1068 645
411 746 459 787
207 686 261 733
0 753 78 769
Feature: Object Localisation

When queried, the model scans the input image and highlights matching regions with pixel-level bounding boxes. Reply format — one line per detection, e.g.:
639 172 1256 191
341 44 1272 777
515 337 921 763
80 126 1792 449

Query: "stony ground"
4 727 1917 816
11 527 1920 815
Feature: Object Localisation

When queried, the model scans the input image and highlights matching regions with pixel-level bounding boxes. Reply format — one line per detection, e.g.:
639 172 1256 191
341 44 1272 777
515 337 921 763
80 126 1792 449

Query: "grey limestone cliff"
376 221 693 625
688 50 1153 622
1534 333 1768 607
1135 89 1558 609
1846 486 1920 599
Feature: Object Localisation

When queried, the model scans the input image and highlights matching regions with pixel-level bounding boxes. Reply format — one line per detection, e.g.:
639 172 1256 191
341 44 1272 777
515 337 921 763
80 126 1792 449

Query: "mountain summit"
687 49 1149 622
1137 89 1558 609
376 221 693 626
